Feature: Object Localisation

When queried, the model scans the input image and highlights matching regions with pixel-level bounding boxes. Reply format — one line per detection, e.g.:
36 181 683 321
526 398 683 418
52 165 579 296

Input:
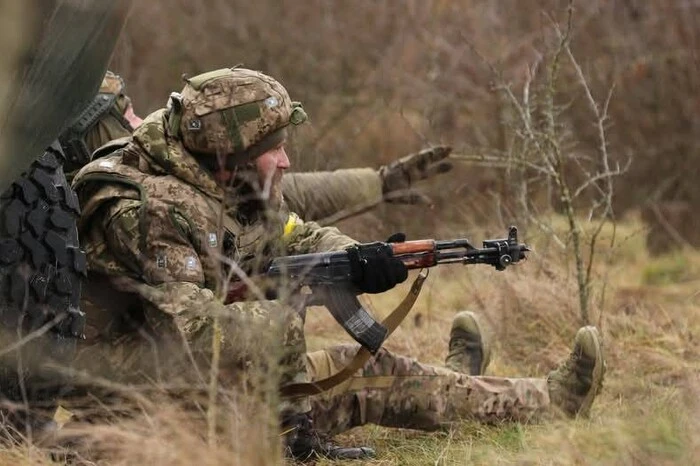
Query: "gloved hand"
385 232 406 243
378 145 453 205
346 238 408 294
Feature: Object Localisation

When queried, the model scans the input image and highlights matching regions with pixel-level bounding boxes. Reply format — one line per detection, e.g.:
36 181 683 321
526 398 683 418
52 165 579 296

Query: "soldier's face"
255 144 290 210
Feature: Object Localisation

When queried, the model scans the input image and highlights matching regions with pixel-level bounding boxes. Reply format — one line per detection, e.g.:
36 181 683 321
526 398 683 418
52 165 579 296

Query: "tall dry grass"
0 218 667 466
1 1 696 464
309 216 700 465
53 397 281 465
0 219 696 465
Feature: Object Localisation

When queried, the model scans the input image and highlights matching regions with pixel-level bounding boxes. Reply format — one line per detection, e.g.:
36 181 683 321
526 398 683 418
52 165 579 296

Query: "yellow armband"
283 212 302 238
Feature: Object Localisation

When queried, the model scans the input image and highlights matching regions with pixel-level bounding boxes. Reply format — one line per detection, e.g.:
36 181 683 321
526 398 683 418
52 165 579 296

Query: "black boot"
282 412 375 461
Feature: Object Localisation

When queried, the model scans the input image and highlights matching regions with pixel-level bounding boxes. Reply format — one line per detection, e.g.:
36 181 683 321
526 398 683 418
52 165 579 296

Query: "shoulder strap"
91 136 131 161
201 196 269 249
280 270 428 398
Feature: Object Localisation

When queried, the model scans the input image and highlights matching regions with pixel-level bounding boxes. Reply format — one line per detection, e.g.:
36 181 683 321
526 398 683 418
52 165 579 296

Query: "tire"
0 142 86 437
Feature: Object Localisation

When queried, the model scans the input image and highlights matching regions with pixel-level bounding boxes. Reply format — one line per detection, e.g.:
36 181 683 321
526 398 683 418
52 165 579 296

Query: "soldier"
60 70 454 221
59 70 142 181
71 67 605 461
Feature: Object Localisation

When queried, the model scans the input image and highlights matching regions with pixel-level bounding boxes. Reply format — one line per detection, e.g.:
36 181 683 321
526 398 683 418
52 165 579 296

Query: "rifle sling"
280 269 428 398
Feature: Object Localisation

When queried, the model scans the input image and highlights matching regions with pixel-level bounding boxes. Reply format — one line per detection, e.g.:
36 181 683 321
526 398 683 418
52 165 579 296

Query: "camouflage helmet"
167 67 307 166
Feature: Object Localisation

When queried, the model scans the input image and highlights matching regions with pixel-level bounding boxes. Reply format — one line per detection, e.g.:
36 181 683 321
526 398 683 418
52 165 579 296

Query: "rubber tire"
0 142 86 437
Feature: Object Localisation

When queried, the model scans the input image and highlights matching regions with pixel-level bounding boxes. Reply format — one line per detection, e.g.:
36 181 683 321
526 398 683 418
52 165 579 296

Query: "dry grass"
54 400 281 465
307 214 700 465
2 1 697 461
0 218 697 465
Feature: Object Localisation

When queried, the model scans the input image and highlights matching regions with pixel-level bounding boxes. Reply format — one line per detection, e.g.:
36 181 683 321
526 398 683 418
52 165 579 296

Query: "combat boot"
282 412 375 461
547 326 606 417
444 310 491 375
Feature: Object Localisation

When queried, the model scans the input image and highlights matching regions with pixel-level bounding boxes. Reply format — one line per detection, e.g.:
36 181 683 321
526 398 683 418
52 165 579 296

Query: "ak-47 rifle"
236 226 529 356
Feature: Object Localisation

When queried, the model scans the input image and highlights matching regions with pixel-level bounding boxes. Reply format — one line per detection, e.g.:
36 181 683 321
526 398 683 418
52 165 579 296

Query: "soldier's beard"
258 169 284 212
220 164 284 224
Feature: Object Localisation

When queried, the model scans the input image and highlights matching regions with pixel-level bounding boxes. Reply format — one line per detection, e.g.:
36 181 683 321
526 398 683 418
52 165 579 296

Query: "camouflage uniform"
71 71 552 433
282 141 454 222
68 72 384 223
282 169 383 223
72 104 354 415
70 71 445 224
307 345 548 436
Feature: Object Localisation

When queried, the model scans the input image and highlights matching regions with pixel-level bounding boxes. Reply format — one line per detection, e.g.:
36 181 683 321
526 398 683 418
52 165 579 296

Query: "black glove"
346 238 408 294
385 232 406 243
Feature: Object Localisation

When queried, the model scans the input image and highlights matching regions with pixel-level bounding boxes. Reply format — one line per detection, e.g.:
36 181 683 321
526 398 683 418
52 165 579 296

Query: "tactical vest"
73 141 283 292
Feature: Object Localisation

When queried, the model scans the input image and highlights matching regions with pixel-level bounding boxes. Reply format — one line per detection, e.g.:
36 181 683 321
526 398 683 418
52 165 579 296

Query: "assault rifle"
229 226 529 355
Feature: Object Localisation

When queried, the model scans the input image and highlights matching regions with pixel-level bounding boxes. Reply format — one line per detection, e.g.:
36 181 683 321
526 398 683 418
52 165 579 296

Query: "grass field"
311 214 700 465
2 213 699 465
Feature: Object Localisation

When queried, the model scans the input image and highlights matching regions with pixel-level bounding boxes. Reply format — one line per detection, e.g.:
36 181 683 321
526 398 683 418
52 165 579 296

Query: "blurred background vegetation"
109 0 699 250
0 3 691 464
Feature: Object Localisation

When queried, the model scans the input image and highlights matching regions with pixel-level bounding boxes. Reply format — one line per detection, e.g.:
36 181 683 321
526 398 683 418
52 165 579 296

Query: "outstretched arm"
282 168 382 223
282 146 452 224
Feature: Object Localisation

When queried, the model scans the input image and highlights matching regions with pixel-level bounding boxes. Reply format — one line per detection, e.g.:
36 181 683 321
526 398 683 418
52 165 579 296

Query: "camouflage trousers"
71 294 550 431
306 345 550 436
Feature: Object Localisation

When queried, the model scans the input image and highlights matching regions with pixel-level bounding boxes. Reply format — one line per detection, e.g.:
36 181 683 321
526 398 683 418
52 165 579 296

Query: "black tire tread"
0 145 85 338
0 144 86 426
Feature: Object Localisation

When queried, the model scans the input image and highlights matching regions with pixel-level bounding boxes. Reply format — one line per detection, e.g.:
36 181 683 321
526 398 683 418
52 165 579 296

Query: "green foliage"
642 252 699 285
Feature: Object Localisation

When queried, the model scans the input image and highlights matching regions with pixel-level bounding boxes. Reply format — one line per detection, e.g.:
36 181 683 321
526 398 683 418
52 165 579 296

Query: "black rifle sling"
280 269 428 398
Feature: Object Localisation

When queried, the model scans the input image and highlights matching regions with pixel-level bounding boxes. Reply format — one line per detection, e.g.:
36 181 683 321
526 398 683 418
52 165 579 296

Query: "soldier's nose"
277 147 290 169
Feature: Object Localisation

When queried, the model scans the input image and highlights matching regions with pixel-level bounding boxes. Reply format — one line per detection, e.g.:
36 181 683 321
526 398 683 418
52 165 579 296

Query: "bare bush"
448 2 626 325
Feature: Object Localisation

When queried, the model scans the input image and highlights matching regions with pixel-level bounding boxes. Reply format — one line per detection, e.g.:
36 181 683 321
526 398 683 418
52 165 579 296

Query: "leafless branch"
572 158 631 200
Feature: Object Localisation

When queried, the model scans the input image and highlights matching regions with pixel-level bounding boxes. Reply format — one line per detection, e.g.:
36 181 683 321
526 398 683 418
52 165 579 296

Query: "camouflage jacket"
72 108 356 338
282 169 382 224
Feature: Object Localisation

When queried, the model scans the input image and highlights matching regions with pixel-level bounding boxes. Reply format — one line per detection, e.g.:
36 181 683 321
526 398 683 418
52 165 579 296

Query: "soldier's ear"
167 92 184 137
